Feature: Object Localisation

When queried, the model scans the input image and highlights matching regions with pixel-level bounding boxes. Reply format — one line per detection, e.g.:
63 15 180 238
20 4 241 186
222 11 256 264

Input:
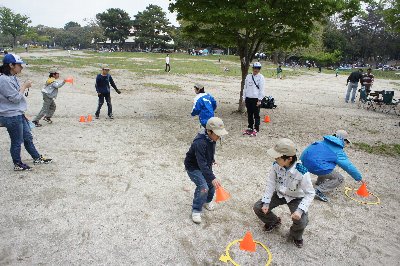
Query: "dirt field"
1 50 399 265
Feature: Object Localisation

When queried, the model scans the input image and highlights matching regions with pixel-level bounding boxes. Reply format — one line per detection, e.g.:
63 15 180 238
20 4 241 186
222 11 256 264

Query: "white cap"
253 62 262 68
335 130 351 144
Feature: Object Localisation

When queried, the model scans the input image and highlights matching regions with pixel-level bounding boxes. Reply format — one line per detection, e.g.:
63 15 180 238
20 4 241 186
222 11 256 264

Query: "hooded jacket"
184 132 216 182
0 74 27 117
300 135 362 181
42 78 65 98
191 93 217 126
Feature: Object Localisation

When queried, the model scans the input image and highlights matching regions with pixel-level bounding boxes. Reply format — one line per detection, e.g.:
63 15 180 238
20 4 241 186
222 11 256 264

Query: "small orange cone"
215 186 231 203
356 182 369 197
79 116 86 122
65 77 74 84
264 115 270 123
87 115 92 122
239 231 256 252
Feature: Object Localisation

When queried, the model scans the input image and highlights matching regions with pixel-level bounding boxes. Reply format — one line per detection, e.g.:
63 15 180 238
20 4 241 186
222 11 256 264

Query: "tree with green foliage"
0 7 31 48
96 8 132 46
64 21 81 30
383 0 400 33
135 5 171 51
170 0 361 111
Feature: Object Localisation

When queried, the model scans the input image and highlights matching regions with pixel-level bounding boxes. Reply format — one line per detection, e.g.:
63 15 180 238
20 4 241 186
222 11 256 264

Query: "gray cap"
267 138 297 158
206 117 228 137
194 83 204 90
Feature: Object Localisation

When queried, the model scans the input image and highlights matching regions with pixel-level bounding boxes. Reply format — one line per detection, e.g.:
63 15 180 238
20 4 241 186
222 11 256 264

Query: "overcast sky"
1 0 178 28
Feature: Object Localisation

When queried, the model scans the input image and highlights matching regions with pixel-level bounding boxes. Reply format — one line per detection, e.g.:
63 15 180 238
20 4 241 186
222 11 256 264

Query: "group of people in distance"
345 68 374 103
0 54 121 171
1 54 365 249
185 62 364 248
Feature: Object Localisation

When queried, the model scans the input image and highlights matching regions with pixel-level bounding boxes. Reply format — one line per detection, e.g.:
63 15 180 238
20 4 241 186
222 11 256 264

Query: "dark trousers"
245 98 260 131
95 93 112 116
165 63 170 72
253 192 309 240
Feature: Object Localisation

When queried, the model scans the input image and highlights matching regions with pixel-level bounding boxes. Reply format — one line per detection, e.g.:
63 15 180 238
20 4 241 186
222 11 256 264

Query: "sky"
0 0 179 28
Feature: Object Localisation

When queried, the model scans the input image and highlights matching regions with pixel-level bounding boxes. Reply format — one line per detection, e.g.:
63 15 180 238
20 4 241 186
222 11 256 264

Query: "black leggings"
245 98 260 131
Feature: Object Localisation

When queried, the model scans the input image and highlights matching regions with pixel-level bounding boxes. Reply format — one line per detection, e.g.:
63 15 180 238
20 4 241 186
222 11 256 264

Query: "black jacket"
184 132 216 182
347 71 363 84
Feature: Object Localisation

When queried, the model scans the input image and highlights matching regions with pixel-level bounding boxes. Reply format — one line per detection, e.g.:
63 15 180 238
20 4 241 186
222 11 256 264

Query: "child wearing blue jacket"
300 130 363 202
95 64 121 119
191 84 217 127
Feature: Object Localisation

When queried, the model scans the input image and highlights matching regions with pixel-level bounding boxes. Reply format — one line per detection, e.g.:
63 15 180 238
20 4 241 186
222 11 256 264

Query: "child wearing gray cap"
253 138 315 248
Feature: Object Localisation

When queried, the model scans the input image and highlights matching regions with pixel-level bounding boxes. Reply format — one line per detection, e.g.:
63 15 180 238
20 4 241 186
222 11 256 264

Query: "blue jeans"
187 170 215 213
346 82 358 102
0 115 40 164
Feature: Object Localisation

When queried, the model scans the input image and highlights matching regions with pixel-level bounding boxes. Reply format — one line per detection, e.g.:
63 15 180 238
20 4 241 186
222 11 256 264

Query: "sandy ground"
1 50 400 265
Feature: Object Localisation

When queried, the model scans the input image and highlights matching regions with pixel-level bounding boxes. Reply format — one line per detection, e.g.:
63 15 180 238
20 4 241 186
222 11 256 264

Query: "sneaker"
264 217 281 232
192 212 201 224
43 117 53 123
32 121 42 127
14 162 31 171
108 114 114 119
315 189 329 202
250 129 258 137
95 114 99 119
293 239 304 248
33 155 52 165
242 128 253 135
204 202 215 211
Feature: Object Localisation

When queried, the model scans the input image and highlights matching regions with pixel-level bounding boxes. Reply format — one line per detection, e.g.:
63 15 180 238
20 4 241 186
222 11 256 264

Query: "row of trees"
0 5 174 50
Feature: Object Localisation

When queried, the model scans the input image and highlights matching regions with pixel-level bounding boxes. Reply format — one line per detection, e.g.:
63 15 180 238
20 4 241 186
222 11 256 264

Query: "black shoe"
263 217 281 232
315 189 329 202
32 121 42 127
293 239 304 248
108 114 114 119
14 162 31 171
33 155 52 165
43 117 53 123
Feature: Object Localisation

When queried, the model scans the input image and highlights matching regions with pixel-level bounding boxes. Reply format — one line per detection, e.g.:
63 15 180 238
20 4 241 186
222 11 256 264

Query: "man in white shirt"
242 62 265 136
165 54 170 72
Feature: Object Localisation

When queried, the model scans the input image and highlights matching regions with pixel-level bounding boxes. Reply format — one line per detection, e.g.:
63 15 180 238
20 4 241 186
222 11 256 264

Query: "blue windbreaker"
300 135 362 181
191 93 217 126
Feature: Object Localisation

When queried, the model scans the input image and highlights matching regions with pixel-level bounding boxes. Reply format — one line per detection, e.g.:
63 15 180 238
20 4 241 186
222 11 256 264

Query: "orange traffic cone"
239 231 256 252
65 77 74 84
79 116 86 122
264 115 270 123
356 182 369 197
215 186 231 203
87 115 92 122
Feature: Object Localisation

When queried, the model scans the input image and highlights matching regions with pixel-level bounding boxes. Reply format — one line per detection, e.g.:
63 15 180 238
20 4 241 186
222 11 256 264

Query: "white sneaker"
204 202 215 211
192 212 201 224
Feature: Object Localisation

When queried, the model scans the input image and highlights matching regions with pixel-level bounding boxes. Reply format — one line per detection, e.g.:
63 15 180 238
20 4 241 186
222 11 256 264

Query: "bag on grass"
260 96 277 109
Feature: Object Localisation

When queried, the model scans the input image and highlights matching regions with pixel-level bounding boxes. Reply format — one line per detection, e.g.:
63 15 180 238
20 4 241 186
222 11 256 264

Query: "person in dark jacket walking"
345 69 363 103
95 64 121 119
300 130 363 202
184 117 228 224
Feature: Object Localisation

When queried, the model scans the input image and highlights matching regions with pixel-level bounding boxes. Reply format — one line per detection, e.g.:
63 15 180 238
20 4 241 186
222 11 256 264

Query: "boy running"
191 83 217 127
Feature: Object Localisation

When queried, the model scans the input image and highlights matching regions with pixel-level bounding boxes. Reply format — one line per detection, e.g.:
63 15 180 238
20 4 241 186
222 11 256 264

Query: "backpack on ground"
260 96 277 109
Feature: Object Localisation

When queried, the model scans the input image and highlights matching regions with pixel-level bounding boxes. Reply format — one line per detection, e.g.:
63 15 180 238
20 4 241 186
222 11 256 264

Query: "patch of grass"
353 142 400 157
143 83 181 91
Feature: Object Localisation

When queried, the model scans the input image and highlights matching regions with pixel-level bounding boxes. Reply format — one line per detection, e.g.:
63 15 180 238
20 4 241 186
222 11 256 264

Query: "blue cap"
3 54 25 64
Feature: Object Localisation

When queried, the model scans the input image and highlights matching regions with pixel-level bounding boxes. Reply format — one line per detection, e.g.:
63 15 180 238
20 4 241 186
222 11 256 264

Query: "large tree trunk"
238 54 250 113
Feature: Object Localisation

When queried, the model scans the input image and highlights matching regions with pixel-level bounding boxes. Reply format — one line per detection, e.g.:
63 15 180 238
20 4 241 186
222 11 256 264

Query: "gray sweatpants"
253 193 309 240
33 93 56 122
315 169 344 193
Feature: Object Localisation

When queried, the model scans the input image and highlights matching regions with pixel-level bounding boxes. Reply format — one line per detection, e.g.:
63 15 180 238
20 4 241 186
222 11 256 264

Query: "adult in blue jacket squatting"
191 83 217 128
184 117 228 224
95 64 121 119
300 130 363 202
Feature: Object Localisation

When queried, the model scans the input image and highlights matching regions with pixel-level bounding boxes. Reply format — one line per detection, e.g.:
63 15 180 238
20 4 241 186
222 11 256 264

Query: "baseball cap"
194 83 204 90
335 130 351 144
206 117 228 137
3 54 25 64
49 67 59 74
267 138 297 158
253 62 262 68
101 64 110 70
